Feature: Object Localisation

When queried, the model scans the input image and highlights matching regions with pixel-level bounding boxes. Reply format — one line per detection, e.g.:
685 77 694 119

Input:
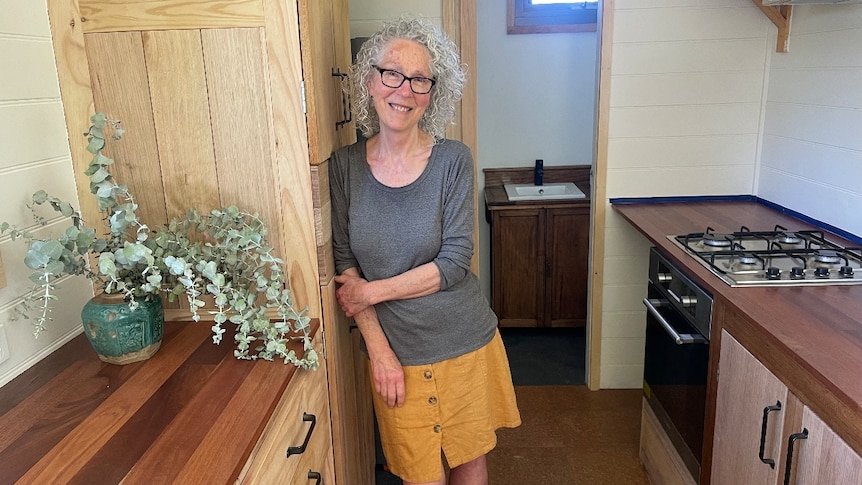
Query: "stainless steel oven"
643 247 713 481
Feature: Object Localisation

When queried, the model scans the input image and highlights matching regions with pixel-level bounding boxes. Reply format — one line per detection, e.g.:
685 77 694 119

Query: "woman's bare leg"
448 455 488 485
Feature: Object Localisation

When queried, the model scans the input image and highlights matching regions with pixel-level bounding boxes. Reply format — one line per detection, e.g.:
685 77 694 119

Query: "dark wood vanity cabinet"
490 204 589 328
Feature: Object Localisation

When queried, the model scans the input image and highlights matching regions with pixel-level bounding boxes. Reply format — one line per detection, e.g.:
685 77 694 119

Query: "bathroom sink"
504 182 586 201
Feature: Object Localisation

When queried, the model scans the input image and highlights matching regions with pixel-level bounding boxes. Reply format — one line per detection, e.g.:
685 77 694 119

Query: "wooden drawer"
238 333 333 484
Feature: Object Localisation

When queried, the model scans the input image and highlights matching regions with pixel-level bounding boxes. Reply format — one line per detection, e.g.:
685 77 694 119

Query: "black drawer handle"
759 400 782 468
783 428 809 485
286 413 317 457
308 470 322 484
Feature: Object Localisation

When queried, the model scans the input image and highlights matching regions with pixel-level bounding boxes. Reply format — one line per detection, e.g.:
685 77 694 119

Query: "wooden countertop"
0 319 319 484
613 199 862 455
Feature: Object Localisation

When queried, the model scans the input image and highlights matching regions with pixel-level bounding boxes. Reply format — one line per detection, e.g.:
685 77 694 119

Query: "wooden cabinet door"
47 0 321 317
545 207 589 327
711 330 788 485
792 406 862 485
491 208 545 327
321 279 375 484
299 0 355 166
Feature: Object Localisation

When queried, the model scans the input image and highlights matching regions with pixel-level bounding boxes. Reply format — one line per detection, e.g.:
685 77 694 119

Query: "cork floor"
376 328 650 484
487 386 650 484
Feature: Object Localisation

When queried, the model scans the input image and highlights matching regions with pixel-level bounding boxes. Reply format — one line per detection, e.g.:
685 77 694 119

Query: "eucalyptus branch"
1 112 317 369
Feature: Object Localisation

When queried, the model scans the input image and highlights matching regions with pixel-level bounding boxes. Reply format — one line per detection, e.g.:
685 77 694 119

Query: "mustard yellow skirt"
369 330 521 483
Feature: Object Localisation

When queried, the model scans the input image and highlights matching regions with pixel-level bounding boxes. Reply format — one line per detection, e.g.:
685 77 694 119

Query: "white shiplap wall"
759 4 862 238
348 0 442 37
600 0 770 388
0 1 89 387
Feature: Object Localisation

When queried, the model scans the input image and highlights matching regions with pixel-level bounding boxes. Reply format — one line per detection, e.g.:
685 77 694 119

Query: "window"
507 0 598 35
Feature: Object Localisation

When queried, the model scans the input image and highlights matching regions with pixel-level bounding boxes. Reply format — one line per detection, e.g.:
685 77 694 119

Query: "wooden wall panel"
79 0 265 33
143 29 220 220
201 28 283 255
85 32 167 229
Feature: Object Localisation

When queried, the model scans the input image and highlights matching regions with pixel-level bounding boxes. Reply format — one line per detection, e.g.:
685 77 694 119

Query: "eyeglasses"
372 65 436 94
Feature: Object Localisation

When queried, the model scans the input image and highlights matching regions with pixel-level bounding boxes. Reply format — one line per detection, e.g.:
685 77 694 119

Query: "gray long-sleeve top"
329 138 497 365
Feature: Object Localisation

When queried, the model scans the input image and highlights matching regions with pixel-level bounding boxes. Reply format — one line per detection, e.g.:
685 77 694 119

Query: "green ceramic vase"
81 293 164 365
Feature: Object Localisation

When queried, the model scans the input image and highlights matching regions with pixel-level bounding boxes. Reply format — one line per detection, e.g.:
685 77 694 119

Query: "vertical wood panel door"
492 209 544 327
794 406 862 485
321 280 375 484
546 207 589 327
298 0 355 166
331 0 356 150
711 330 788 485
47 0 321 317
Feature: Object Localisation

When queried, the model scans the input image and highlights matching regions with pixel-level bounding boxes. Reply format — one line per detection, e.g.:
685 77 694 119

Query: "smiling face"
367 38 433 135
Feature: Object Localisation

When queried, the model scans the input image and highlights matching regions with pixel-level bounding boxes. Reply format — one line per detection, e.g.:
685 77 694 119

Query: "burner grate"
670 225 862 286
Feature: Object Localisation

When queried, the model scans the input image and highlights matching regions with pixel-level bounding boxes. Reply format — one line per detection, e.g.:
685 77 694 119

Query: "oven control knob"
658 272 672 283
840 266 855 278
815 267 830 278
680 296 697 307
791 267 805 279
766 267 780 279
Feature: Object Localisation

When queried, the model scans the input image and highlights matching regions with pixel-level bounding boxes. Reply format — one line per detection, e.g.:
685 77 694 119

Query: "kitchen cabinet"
238 330 335 484
793 406 862 484
46 0 370 482
320 279 375 484
712 330 862 485
490 204 589 327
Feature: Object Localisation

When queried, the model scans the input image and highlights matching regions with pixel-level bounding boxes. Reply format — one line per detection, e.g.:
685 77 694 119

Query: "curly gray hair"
350 16 467 140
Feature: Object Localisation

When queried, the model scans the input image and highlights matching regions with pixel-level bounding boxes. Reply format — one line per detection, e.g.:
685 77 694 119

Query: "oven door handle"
643 298 708 345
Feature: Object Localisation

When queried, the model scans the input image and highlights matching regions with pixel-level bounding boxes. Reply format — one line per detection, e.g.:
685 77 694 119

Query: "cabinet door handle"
308 470 322 484
332 69 352 129
286 413 317 457
783 428 809 485
758 401 782 468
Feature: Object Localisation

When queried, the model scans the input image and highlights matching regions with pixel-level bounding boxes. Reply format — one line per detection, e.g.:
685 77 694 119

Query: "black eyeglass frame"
372 65 437 94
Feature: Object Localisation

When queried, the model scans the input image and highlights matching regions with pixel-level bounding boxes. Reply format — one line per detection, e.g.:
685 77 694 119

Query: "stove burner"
703 234 732 247
777 233 802 245
814 250 841 265
737 254 759 265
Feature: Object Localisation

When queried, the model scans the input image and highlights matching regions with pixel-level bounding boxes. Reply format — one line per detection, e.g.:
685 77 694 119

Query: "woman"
330 16 521 485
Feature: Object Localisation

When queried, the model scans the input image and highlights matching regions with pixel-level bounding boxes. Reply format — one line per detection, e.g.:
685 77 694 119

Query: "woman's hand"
370 351 406 408
334 273 373 316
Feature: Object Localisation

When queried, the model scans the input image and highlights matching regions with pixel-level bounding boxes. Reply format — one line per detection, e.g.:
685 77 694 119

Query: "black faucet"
534 159 544 186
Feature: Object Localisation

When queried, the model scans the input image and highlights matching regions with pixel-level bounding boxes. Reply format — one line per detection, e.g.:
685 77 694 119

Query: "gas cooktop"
668 225 862 287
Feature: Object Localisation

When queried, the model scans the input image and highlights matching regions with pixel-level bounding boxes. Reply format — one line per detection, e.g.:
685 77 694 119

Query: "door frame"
443 0 612 389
